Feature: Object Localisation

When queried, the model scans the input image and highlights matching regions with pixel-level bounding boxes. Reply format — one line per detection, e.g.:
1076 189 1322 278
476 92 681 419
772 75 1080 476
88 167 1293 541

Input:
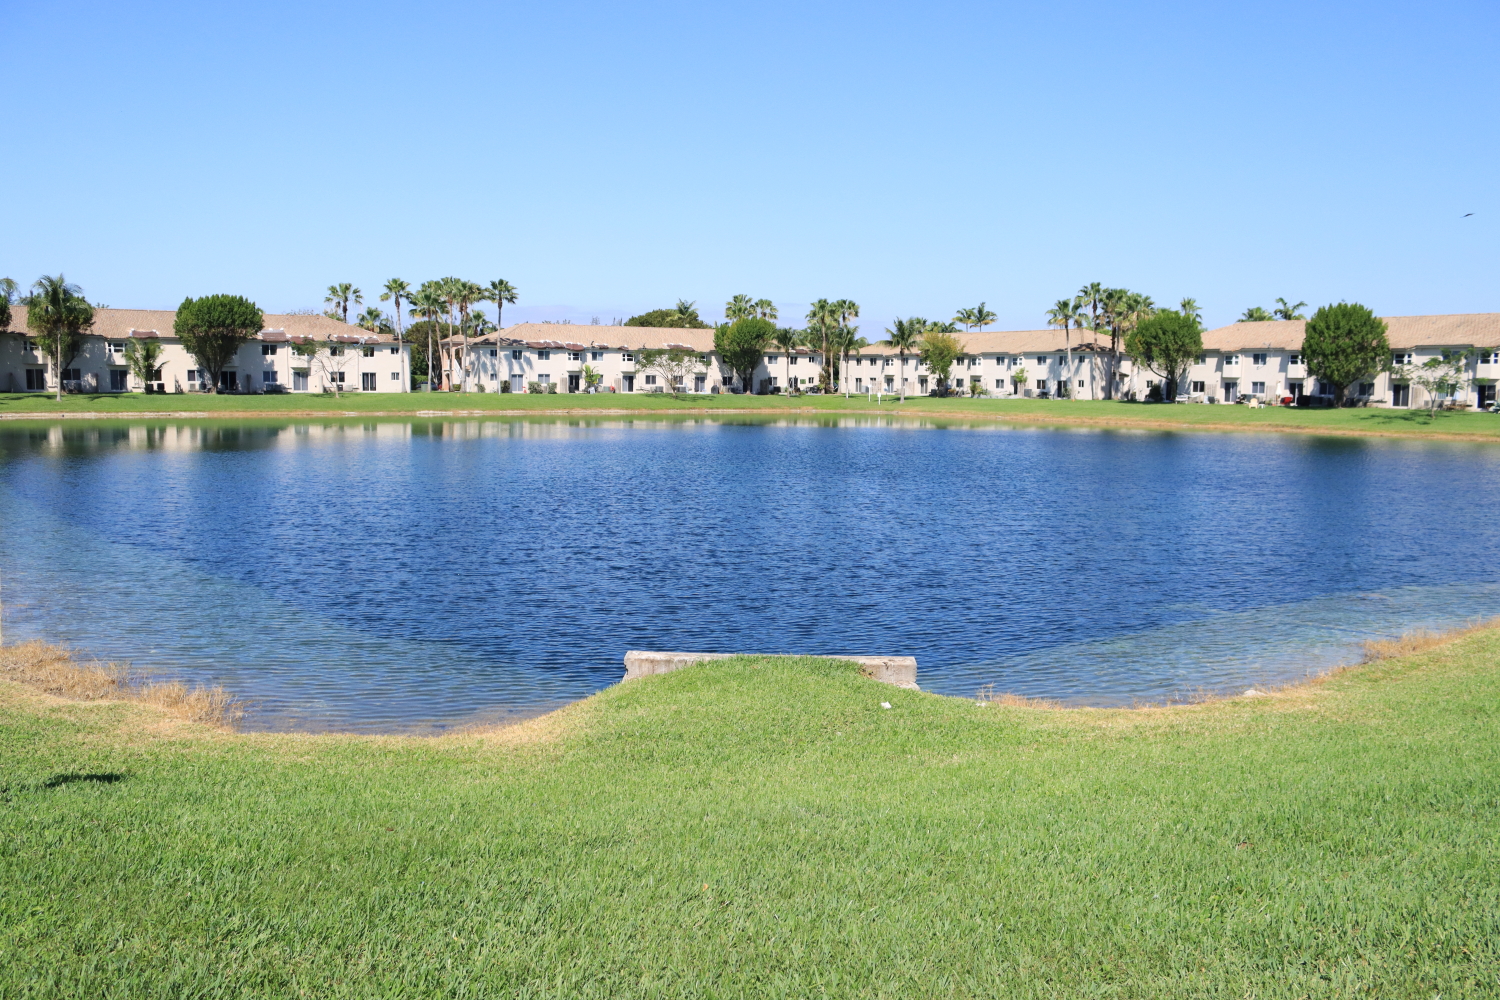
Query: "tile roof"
1202 314 1500 351
492 323 718 351
5 306 394 343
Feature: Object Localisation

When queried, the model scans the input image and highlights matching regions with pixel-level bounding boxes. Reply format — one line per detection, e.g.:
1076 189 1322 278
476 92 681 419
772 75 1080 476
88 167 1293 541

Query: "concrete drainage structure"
622 651 919 691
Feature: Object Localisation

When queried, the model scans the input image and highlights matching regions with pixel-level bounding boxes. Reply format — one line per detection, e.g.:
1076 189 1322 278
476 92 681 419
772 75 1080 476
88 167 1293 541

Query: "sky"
2 0 1496 333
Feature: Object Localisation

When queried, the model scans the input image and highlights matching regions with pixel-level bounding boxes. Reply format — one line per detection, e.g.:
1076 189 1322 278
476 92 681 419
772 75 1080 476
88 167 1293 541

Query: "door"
694 375 706 393
510 373 525 393
622 374 635 392
362 372 378 391
1392 383 1409 407
1478 384 1496 408
1223 381 1238 402
568 373 580 393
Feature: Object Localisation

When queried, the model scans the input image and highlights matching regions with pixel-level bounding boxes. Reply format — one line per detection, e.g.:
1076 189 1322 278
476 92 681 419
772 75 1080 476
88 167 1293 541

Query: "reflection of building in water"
1 307 409 396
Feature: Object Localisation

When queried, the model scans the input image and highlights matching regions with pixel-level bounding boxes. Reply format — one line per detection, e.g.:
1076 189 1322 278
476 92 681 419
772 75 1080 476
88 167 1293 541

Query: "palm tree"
1274 298 1307 321
379 279 411 392
805 299 836 392
485 279 518 329
831 299 860 396
26 275 94 401
1046 297 1084 399
770 326 800 393
411 283 447 391
325 283 362 324
725 294 756 322
1241 306 1274 322
883 317 924 402
673 299 698 326
953 303 996 331
753 299 778 321
1179 298 1202 324
452 280 486 391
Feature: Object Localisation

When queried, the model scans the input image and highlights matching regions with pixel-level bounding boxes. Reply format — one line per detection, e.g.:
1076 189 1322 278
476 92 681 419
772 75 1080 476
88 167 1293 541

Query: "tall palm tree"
725 294 756 322
770 326 800 393
832 299 860 396
379 279 411 392
883 316 924 402
673 299 698 326
1046 298 1084 399
484 279 518 331
1274 298 1307 321
26 275 94 401
454 280 485 391
954 303 996 331
411 283 447 391
805 299 836 392
325 283 362 323
753 299 778 321
1179 298 1202 324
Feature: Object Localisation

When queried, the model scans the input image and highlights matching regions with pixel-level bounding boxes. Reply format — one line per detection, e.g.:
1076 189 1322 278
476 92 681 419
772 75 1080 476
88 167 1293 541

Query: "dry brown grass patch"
1361 617 1500 663
0 640 243 728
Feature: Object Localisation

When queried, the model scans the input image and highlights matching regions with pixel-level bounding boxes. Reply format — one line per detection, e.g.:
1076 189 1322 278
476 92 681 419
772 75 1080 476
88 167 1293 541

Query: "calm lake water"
2 417 1498 732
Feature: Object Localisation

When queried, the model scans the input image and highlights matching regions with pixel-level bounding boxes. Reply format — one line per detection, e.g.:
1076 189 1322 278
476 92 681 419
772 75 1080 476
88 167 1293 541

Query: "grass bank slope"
3 390 1499 440
1 642 1497 998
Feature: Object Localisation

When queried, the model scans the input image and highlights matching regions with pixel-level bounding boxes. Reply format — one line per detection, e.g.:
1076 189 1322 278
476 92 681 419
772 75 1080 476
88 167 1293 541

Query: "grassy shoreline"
2 631 1497 996
3 390 1500 440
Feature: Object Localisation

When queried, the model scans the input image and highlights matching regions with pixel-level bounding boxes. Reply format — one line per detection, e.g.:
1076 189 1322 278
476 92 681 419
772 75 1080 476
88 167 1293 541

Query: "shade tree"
1302 302 1389 406
1124 309 1201 402
175 294 263 393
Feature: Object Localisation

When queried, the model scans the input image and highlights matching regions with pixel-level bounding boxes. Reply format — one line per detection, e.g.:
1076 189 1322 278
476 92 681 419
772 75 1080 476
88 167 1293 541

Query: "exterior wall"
460 340 828 394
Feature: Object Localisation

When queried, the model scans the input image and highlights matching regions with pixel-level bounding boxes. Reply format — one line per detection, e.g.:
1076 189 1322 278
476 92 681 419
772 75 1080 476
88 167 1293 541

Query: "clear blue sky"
3 0 1496 332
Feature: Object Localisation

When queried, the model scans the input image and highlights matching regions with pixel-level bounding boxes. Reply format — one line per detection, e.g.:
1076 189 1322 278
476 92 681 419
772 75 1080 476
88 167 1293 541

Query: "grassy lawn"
2 636 1497 997
2 390 1499 438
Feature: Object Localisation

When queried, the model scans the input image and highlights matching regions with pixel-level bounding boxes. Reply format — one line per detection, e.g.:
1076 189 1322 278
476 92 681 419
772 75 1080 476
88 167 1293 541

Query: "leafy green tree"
634 345 706 397
174 294 264 393
1392 351 1471 417
919 329 966 393
1302 303 1389 406
625 302 707 328
0 277 16 331
882 316 925 401
26 275 95 400
123 338 163 392
379 279 411 392
714 317 774 393
1274 298 1307 321
324 283 361 323
1124 309 1201 402
581 363 603 391
1240 306 1274 322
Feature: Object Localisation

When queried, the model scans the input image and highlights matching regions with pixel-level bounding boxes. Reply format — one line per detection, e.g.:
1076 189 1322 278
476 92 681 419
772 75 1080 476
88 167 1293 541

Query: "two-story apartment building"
1 307 410 394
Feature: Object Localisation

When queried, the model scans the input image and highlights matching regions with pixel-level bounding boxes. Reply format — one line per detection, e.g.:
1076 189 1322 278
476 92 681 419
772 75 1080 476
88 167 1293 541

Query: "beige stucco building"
1 307 410 395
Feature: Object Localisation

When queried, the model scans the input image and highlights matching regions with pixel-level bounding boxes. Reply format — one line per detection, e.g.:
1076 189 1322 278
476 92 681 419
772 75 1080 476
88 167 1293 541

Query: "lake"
2 416 1497 732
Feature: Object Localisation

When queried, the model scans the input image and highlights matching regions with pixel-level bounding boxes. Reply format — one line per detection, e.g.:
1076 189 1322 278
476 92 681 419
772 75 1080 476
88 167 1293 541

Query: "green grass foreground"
3 389 1500 439
2 640 1498 998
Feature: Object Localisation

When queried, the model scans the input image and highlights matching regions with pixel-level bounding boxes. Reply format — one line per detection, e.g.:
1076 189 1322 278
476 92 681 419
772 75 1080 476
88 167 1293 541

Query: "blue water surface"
1 416 1497 732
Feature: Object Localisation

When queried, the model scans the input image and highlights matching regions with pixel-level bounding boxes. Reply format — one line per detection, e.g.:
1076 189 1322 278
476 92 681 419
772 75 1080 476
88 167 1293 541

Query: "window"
1482 351 1499 365
568 351 581 361
1224 354 1239 365
1359 382 1375 396
331 371 345 385
591 351 603 361
330 346 344 356
537 350 550 360
488 349 497 357
768 376 779 387
390 346 399 355
511 349 523 360
262 344 278 355
362 346 375 358
391 371 400 380
1036 356 1047 365
954 377 965 387
61 368 81 382
1289 354 1303 365
1251 381 1265 394
1252 353 1266 366
1190 380 1205 393
538 373 551 384
109 370 128 391
644 374 658 385
264 369 279 384
995 379 1004 388
1195 355 1205 365
293 371 309 391
622 353 634 363
107 341 124 355
362 372 378 391
789 355 799 365
1077 379 1085 388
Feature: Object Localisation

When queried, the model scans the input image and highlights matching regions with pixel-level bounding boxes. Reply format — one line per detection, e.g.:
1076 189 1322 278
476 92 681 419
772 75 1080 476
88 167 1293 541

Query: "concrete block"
622 651 919 690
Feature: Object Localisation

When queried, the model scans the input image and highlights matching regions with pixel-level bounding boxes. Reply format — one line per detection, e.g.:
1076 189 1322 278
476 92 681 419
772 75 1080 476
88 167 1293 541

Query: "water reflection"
1 417 1498 731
